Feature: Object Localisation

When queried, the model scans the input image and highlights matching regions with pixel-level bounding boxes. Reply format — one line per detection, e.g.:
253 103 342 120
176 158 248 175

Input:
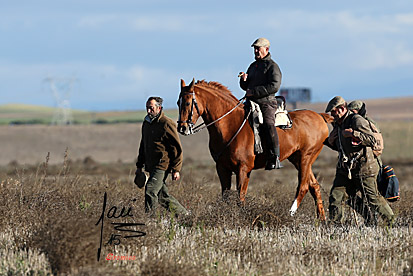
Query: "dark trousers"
145 169 188 215
259 101 280 156
329 172 394 224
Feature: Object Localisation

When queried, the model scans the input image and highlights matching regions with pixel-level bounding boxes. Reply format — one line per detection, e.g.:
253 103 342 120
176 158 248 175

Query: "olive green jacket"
325 111 379 177
136 111 183 173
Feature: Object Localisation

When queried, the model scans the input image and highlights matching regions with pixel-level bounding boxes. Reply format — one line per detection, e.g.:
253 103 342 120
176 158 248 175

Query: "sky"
1 0 413 111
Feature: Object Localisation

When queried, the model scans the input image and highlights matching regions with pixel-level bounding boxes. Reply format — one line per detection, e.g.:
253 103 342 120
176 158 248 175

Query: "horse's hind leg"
236 165 252 202
288 152 317 217
307 147 326 220
290 165 311 217
288 152 306 216
289 151 326 219
308 170 326 220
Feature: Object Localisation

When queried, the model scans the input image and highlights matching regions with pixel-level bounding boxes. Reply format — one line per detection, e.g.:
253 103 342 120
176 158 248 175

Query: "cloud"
259 10 413 70
77 14 119 29
76 13 213 33
334 12 401 34
394 13 413 25
0 62 120 81
356 42 413 70
264 10 413 35
131 14 212 32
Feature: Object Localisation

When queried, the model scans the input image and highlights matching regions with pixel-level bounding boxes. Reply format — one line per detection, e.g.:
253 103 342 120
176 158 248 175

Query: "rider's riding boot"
265 124 283 170
266 155 283 170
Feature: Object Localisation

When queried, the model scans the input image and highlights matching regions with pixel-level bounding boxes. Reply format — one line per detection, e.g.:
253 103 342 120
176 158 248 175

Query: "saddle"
247 96 293 154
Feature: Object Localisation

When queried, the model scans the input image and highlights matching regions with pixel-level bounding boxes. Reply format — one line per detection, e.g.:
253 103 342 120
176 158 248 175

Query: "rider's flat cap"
251 37 270 48
348 100 363 111
325 96 346 113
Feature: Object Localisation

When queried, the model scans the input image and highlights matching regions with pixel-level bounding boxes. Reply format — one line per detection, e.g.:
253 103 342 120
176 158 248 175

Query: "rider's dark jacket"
239 53 282 104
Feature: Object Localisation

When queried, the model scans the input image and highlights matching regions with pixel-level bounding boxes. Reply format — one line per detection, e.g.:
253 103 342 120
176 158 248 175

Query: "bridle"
177 92 201 134
177 91 245 135
177 90 248 161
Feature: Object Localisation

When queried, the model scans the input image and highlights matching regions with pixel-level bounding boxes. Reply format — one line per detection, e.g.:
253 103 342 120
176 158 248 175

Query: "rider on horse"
239 37 283 170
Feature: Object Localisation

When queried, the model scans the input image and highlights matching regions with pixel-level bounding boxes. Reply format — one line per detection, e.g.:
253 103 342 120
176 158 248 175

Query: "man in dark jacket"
324 96 394 226
239 37 283 170
136 96 188 216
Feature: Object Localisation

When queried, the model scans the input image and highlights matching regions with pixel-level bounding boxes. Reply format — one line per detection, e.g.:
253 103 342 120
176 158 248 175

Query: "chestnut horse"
177 79 333 219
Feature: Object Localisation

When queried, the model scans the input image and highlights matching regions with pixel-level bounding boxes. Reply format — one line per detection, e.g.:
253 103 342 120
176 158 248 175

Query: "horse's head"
177 78 202 135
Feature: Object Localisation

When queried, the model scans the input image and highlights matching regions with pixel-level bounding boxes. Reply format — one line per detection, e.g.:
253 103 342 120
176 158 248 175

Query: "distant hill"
0 103 58 113
0 104 89 125
0 103 177 125
0 96 411 125
291 96 413 121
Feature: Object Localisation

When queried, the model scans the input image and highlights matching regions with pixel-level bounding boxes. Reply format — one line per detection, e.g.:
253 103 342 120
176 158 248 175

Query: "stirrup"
265 156 283 170
275 156 283 169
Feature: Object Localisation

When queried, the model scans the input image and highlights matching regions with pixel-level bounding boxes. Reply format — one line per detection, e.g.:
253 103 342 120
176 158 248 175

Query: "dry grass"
0 149 412 275
0 116 412 275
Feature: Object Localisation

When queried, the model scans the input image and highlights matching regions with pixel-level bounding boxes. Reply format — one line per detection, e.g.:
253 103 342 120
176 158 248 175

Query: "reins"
177 91 245 134
177 91 248 161
211 107 251 162
194 96 245 133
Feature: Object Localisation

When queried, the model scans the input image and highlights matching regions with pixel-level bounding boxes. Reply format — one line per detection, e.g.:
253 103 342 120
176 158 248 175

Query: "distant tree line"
5 118 143 125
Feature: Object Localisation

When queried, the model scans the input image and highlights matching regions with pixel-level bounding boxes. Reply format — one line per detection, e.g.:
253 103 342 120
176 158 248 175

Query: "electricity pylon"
44 77 77 125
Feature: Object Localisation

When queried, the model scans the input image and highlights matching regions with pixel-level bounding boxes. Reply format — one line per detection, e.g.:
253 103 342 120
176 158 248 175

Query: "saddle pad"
274 97 292 129
275 110 292 129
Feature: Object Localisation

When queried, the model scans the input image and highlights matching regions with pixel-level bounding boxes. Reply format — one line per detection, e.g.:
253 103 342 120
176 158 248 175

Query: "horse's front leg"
236 165 252 202
216 163 232 198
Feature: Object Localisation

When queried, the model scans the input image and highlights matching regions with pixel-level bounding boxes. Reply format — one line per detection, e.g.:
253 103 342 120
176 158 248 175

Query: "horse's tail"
318 112 334 124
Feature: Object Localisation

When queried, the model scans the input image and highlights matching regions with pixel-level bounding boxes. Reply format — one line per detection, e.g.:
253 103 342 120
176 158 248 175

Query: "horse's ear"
189 78 195 91
180 79 186 88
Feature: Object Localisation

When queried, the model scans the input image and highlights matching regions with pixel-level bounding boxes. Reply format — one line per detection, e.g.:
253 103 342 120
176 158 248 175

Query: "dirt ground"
290 96 413 121
0 123 214 166
1 96 412 166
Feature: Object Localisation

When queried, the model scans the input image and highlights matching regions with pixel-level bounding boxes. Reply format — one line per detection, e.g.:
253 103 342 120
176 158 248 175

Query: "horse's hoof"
289 199 298 216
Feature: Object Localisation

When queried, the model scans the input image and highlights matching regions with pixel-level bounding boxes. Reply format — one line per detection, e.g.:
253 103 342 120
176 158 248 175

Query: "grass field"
1 96 412 125
0 104 178 125
0 102 412 275
1 151 412 275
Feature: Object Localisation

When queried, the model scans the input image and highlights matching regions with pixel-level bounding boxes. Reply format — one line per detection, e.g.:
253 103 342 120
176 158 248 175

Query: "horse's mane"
195 80 239 103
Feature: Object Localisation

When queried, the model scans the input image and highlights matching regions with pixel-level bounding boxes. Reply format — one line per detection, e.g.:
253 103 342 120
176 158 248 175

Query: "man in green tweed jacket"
136 96 188 216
